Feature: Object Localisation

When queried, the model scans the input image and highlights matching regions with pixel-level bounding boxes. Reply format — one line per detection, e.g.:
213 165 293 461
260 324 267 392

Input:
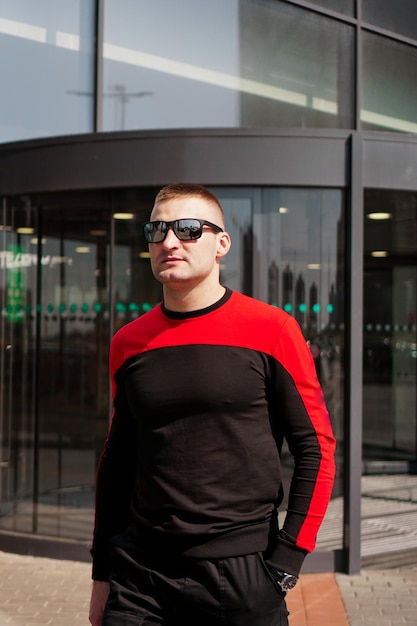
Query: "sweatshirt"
91 288 336 581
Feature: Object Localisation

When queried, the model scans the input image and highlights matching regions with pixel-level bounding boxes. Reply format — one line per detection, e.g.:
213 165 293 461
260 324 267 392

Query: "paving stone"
1 551 417 625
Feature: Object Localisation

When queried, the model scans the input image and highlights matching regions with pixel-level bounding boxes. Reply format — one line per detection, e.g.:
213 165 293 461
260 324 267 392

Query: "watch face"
267 566 298 592
281 574 298 591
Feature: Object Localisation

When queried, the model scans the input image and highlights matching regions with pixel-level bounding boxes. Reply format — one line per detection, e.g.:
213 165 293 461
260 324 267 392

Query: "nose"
161 225 179 248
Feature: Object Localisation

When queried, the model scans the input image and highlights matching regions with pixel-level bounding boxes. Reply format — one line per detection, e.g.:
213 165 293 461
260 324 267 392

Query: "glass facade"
311 0 354 15
362 33 417 133
0 0 95 142
240 2 354 128
0 186 345 553
102 0 355 131
1 0 417 572
2 1 417 141
363 190 417 463
362 0 417 40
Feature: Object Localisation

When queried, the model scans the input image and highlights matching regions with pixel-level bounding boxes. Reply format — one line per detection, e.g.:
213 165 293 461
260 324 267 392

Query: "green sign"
7 244 26 322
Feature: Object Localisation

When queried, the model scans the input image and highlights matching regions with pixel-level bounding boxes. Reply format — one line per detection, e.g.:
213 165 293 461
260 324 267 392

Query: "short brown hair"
154 183 224 219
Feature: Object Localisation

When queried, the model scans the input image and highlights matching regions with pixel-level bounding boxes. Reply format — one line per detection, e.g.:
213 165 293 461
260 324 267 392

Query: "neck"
163 282 226 313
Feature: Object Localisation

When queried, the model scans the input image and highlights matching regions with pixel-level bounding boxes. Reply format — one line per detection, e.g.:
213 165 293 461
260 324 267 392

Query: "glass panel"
111 185 344 552
0 198 37 533
110 187 254 326
362 0 417 40
254 188 345 551
362 189 417 564
310 0 354 16
1 185 344 558
112 189 161 330
240 1 355 128
212 188 255 296
0 0 95 143
102 0 355 131
33 195 111 539
102 0 241 131
362 33 417 133
0 192 112 540
363 190 417 463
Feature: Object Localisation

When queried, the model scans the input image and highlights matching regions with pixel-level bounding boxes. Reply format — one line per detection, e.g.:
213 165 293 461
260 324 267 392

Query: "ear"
216 231 231 259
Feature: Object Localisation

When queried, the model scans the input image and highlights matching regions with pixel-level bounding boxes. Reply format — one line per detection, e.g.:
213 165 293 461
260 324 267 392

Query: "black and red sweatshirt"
91 288 336 581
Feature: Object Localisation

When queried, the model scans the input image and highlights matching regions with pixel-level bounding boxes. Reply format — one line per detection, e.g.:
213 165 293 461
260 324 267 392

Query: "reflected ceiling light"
0 17 46 42
113 212 134 220
90 229 107 236
75 246 90 254
17 227 34 234
56 31 80 51
367 212 392 220
279 207 289 214
104 43 308 107
371 250 388 257
0 225 12 231
139 252 150 259
307 263 321 270
30 237 46 244
361 109 417 134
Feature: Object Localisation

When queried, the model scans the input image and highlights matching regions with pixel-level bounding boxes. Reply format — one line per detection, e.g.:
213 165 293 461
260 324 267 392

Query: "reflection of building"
328 283 336 326
1 1 417 575
282 264 293 310
295 274 305 327
268 261 279 305
309 281 318 330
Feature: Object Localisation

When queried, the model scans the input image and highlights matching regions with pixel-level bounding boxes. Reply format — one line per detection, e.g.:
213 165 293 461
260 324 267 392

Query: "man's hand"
89 580 110 626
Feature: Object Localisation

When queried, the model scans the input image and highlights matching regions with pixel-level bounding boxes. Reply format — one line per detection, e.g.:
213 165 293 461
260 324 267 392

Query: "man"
89 183 336 626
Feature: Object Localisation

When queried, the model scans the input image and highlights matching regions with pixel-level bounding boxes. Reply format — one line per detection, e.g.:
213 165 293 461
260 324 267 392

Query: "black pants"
103 533 289 626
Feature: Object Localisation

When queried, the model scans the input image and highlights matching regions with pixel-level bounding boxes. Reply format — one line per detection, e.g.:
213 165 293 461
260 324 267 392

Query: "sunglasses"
142 218 223 243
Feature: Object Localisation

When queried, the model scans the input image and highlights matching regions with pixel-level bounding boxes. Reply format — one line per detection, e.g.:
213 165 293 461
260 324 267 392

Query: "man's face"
148 196 227 290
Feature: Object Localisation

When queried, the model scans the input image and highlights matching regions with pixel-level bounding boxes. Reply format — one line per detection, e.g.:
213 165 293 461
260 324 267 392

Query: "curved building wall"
0 1 417 573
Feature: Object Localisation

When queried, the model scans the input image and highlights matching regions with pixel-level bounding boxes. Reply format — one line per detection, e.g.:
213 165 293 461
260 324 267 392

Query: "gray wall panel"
364 135 417 189
0 130 349 195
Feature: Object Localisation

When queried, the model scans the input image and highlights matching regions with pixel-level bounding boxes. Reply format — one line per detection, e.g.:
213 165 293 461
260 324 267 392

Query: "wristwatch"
268 567 298 592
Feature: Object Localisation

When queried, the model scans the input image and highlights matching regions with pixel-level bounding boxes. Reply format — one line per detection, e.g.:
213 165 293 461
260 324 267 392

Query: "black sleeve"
90 371 137 581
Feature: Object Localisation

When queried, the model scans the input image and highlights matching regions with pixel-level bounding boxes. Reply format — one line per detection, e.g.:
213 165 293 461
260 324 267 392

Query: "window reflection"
0 0 95 142
102 0 354 131
0 186 344 551
214 191 254 295
362 33 417 133
362 0 417 41
254 188 345 550
309 0 354 15
240 1 354 128
0 200 37 533
363 190 417 463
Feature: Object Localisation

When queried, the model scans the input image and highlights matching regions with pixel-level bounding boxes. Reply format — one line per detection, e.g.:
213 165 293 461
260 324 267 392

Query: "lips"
162 256 182 264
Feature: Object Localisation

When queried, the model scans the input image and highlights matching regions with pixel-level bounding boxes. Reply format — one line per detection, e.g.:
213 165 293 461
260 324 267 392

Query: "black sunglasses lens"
175 219 202 240
143 222 166 242
143 219 207 242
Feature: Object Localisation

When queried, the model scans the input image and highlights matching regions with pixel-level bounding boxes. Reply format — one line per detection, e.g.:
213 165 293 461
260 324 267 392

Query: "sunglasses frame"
142 218 223 243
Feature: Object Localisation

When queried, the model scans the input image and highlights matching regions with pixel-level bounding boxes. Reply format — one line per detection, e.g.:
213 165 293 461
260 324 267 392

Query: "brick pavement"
0 551 91 625
336 568 417 625
1 550 417 625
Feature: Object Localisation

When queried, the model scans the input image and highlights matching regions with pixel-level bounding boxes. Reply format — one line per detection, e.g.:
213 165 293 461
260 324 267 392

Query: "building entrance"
1 185 345 566
361 189 417 565
0 193 115 539
363 189 417 466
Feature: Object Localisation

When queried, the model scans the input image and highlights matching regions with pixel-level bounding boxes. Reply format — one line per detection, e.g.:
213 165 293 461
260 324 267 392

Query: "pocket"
257 552 287 598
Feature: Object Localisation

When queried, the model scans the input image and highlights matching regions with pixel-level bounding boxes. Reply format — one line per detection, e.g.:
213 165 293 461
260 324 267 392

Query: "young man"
89 183 336 626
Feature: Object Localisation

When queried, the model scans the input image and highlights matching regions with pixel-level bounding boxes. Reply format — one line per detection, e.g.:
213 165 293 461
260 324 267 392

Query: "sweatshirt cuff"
265 533 308 578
